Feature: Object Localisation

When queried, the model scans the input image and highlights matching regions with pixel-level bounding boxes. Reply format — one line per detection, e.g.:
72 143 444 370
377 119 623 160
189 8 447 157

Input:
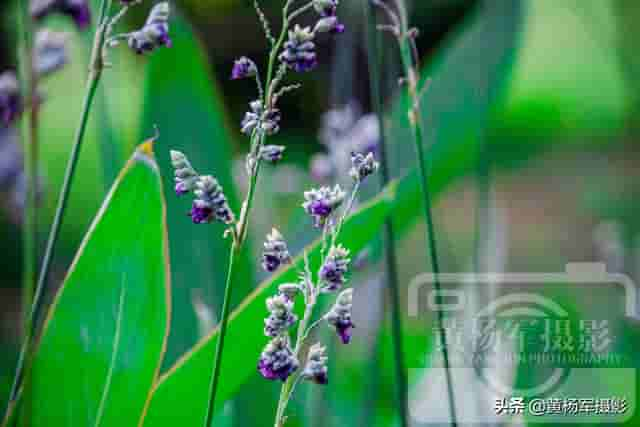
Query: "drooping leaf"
13 142 171 426
139 13 254 369
140 182 398 426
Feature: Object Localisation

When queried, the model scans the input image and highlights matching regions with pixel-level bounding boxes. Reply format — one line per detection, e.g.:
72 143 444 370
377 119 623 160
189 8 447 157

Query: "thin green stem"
203 240 239 427
4 0 111 417
204 2 307 420
364 2 409 427
16 0 38 348
397 31 459 427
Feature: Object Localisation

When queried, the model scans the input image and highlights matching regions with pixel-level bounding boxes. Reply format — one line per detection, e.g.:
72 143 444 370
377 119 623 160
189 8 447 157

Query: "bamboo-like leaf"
11 142 171 426
140 182 398 426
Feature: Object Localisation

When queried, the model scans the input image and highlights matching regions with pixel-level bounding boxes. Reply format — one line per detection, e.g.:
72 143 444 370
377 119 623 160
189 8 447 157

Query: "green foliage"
139 183 397 426
10 142 170 426
139 14 254 368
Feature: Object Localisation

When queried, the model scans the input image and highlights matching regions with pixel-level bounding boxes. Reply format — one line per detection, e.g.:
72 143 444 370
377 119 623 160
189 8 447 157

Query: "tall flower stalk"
363 2 408 427
371 0 459 425
5 0 172 415
255 152 378 427
169 2 345 425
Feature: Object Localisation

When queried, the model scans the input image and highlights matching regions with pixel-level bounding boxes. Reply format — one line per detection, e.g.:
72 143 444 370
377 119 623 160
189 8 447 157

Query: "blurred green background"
1 0 640 425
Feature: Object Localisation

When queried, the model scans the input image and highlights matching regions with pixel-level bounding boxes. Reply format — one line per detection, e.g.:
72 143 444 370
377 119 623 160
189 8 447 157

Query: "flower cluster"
302 185 346 228
264 293 297 337
326 288 354 344
170 150 235 226
279 25 317 73
262 228 292 272
258 336 299 381
319 244 350 291
313 0 344 34
241 100 281 137
127 3 172 54
349 152 379 182
232 0 344 145
257 151 378 397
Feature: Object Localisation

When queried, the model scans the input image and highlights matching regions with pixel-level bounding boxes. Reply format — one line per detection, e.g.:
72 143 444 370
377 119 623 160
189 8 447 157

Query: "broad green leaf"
140 13 254 369
14 142 171 426
140 182 398 426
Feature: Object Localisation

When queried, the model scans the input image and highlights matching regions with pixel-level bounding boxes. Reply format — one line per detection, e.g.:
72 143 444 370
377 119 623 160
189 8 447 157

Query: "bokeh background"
1 0 640 425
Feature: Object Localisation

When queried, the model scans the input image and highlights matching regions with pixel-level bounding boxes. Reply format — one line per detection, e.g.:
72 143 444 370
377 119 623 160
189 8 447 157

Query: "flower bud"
262 228 292 272
127 2 171 55
190 175 235 225
231 56 258 80
302 343 328 384
241 100 281 136
279 25 317 73
264 293 297 337
260 145 286 163
320 245 350 291
349 152 378 182
302 185 345 228
170 150 199 195
326 288 354 344
258 336 299 381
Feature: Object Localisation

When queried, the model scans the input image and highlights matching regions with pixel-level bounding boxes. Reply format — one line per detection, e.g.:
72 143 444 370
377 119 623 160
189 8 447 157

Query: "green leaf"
139 13 254 369
140 182 398 426
15 141 171 426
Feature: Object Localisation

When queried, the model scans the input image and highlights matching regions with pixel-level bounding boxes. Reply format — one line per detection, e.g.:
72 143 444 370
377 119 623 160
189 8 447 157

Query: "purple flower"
241 100 281 136
326 288 354 344
190 202 213 224
313 0 344 33
31 0 91 30
190 176 235 225
262 228 291 272
0 72 23 127
302 185 345 227
279 25 317 73
259 145 286 163
258 337 299 381
128 3 171 55
302 343 328 385
319 245 350 291
333 317 354 344
231 57 257 80
314 17 345 34
349 152 379 182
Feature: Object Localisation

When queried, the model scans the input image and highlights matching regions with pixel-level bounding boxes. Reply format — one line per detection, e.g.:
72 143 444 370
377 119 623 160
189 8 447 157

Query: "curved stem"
3 1 111 418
